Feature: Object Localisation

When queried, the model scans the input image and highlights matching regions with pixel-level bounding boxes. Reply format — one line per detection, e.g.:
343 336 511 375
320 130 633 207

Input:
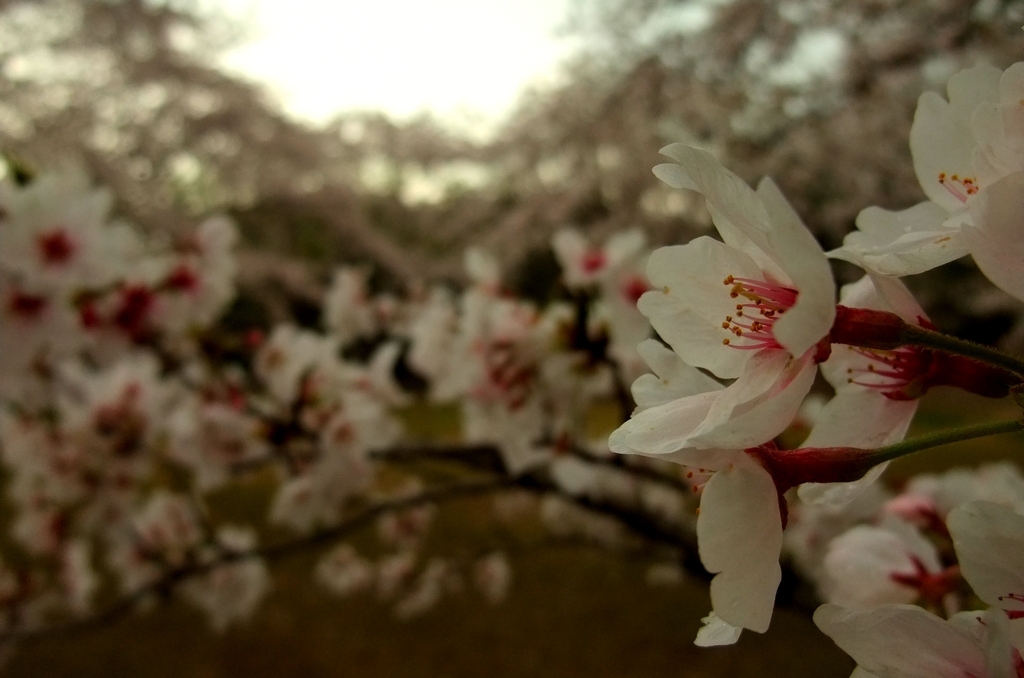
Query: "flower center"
7 290 48 319
37 229 77 266
936 172 979 203
581 249 607 275
888 557 960 607
473 339 536 411
845 346 930 397
164 264 200 292
620 275 649 306
720 275 797 350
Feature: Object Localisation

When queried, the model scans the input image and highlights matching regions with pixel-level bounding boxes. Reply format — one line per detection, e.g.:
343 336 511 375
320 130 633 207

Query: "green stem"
902 324 1024 379
871 417 1024 465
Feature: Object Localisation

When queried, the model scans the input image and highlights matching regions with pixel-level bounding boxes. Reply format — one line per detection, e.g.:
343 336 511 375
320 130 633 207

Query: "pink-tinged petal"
698 460 782 633
869 275 929 326
964 172 1024 303
948 501 1024 614
689 350 816 450
911 66 1001 211
631 339 722 411
831 202 967 276
754 177 836 357
608 390 721 457
814 604 988 678
821 520 941 608
694 612 743 647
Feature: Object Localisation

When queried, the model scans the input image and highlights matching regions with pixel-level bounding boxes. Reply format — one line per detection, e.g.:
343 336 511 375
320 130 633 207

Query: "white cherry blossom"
625 144 834 450
832 63 1024 302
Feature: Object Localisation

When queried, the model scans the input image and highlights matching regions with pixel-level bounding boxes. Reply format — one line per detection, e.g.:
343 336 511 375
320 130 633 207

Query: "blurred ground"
5 538 853 678
7 387 1022 678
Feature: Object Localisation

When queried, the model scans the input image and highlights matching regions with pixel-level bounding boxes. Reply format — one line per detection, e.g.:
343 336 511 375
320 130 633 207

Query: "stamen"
720 275 798 351
845 345 929 396
937 172 979 204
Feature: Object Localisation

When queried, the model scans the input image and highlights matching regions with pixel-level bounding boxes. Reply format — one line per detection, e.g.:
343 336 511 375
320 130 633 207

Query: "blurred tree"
4 0 1024 318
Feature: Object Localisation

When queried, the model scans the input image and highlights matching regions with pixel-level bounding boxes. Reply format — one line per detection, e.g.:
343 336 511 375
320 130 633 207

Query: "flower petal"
965 171 1024 303
640 238 762 378
814 604 988 678
694 612 743 647
698 460 782 633
631 339 722 411
831 202 967 276
911 66 1001 211
948 501 1024 614
754 177 836 357
608 390 720 456
689 350 816 449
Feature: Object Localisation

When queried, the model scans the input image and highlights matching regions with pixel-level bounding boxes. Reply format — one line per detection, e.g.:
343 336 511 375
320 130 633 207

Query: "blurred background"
3 0 1024 675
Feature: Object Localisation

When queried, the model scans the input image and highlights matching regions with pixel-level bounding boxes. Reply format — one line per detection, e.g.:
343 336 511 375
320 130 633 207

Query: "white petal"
821 522 937 608
608 390 720 456
965 172 1024 303
689 350 816 449
641 239 762 378
552 228 587 267
658 145 772 251
652 162 698 191
694 612 743 647
948 501 1024 614
754 177 836 357
814 604 988 678
831 202 967 276
802 390 916 449
910 66 1001 211
631 339 722 410
698 461 782 633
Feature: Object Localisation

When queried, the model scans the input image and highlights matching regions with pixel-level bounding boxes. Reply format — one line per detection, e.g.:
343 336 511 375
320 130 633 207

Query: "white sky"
217 0 575 130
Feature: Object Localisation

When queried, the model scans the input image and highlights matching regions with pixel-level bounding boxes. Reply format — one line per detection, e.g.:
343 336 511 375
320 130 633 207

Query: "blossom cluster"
0 59 1022 678
602 58 1024 675
0 165 686 640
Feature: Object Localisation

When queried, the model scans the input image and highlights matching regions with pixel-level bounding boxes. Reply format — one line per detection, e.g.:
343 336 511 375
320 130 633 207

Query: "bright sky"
217 0 575 131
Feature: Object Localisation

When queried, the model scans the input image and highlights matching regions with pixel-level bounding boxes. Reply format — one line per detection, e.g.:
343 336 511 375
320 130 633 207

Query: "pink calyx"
745 442 886 528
